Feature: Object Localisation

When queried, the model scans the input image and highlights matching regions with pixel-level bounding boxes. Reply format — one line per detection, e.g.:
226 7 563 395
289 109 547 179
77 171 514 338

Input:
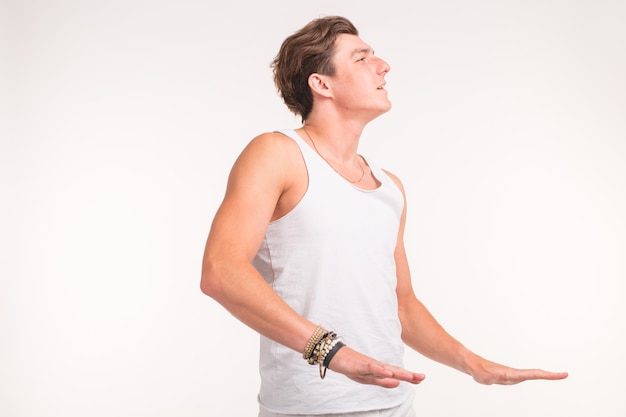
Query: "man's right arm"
200 132 315 353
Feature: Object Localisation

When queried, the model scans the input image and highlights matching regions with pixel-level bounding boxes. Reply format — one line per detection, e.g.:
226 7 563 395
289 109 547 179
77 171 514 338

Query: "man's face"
326 33 392 120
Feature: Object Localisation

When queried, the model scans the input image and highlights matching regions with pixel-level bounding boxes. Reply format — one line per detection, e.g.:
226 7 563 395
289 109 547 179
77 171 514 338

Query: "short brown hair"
271 16 359 121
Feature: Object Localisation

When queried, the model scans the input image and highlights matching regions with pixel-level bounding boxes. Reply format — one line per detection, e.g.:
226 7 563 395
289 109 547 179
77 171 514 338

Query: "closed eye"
353 47 374 63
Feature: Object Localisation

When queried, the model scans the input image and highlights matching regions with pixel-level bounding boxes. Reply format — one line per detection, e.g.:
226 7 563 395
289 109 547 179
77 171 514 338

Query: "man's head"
271 16 358 121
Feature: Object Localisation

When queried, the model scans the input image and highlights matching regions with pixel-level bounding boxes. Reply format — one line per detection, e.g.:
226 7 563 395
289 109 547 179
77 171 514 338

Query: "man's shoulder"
247 130 298 149
234 130 303 175
252 129 297 142
244 130 301 158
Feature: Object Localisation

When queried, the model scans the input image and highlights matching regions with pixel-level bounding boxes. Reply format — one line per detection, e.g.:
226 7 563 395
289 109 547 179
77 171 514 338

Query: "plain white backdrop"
2 1 625 416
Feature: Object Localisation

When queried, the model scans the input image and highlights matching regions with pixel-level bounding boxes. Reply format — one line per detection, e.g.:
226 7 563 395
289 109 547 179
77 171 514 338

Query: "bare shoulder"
231 130 306 221
229 131 302 180
243 131 301 159
230 129 305 187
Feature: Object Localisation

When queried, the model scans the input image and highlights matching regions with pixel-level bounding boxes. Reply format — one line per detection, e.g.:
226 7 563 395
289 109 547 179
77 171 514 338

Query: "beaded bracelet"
323 341 345 368
318 337 345 379
303 326 329 361
308 331 337 365
302 325 347 379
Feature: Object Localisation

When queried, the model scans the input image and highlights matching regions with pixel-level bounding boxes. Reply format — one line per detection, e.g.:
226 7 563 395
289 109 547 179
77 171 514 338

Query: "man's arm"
201 132 314 352
386 170 568 385
201 133 424 387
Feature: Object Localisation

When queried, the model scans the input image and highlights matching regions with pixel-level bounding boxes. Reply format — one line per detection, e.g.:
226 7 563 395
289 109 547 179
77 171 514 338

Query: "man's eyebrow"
351 47 373 57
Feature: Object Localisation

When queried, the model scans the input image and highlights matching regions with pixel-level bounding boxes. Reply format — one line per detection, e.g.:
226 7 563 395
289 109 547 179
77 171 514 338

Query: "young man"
201 16 567 417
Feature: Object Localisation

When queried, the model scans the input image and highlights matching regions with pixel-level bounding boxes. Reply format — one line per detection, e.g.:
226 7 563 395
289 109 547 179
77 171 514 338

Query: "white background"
2 1 625 416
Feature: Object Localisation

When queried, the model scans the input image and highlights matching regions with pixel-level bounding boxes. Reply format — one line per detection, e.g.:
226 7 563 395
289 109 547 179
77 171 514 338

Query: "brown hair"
271 16 359 121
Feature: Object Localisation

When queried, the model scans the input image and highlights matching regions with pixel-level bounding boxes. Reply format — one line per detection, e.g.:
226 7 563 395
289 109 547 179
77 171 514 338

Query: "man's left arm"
387 170 568 385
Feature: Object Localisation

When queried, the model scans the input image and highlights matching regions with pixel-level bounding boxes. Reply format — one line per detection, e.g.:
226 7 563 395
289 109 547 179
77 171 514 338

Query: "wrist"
302 325 346 379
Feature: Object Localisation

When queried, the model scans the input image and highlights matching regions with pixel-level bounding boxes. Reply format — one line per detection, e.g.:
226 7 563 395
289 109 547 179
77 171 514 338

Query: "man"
201 15 567 417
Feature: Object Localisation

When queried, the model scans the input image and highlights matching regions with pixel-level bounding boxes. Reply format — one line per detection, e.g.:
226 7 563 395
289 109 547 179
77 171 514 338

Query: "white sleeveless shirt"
252 129 413 414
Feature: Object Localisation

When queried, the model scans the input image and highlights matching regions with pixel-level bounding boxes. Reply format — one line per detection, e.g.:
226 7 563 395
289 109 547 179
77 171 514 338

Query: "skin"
201 33 568 389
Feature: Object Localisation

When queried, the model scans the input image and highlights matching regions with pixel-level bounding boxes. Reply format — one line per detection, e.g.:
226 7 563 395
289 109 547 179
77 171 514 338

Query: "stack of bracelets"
303 325 346 379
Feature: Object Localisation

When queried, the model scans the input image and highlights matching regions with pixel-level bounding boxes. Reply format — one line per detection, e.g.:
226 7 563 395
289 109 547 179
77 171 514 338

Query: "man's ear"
308 73 333 98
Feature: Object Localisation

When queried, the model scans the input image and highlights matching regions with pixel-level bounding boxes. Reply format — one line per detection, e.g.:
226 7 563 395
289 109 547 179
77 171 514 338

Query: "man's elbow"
200 259 223 300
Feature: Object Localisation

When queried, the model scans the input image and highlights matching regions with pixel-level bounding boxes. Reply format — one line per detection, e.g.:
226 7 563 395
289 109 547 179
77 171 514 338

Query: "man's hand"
328 346 426 388
469 357 568 385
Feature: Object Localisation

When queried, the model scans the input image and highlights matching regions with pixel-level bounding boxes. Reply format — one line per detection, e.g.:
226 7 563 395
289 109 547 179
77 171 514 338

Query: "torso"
253 128 411 414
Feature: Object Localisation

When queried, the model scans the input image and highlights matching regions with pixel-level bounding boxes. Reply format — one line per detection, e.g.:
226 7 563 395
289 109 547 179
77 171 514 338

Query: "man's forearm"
398 295 478 375
201 260 315 353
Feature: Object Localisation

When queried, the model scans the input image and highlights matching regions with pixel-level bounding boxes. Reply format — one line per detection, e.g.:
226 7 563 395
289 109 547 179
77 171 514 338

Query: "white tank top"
253 129 412 414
